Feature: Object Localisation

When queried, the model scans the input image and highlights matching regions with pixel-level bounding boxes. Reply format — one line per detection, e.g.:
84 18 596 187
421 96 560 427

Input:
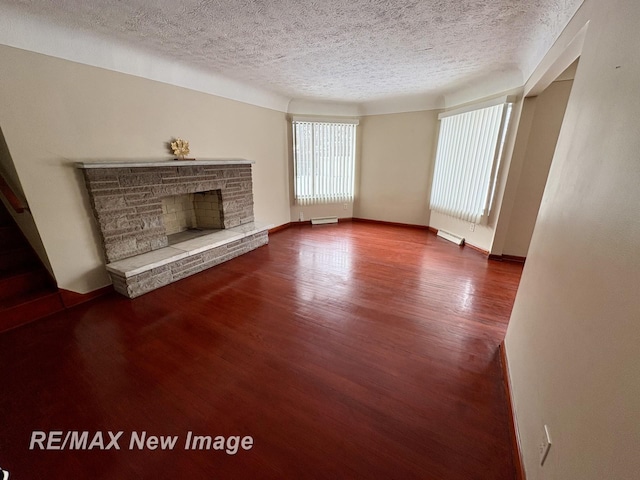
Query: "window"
292 118 357 205
430 97 513 224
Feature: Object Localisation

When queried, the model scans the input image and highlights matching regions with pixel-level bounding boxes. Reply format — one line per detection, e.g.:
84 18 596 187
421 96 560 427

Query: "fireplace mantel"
78 159 269 297
76 159 254 169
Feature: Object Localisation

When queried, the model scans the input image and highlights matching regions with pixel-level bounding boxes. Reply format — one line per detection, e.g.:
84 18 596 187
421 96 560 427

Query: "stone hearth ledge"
106 221 272 278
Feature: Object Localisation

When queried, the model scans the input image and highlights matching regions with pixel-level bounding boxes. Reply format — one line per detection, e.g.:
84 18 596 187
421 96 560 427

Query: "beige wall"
502 79 573 256
0 45 290 293
355 111 438 225
505 0 640 478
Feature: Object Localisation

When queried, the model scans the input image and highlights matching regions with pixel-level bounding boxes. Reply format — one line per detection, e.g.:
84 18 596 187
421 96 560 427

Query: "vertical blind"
293 120 357 206
430 101 512 224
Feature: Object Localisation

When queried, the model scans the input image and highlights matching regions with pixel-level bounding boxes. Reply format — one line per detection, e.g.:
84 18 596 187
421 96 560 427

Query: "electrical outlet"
539 424 552 466
469 223 475 232
299 211 304 222
343 203 348 210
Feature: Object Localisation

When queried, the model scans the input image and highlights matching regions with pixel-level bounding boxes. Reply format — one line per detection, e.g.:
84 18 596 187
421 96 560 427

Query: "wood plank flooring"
0 223 523 479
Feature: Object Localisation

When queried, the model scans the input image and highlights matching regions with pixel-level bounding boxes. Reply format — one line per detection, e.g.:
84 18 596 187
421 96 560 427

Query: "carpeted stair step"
0 247 39 273
0 197 64 332
0 204 12 226
0 225 24 250
0 289 64 333
0 267 52 303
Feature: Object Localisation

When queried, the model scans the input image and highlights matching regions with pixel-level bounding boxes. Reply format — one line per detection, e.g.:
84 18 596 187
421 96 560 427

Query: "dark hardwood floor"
0 223 523 479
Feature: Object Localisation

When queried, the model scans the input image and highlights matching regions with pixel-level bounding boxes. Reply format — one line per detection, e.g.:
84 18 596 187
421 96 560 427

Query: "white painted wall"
0 45 290 293
355 111 438 226
505 1 640 478
502 79 574 257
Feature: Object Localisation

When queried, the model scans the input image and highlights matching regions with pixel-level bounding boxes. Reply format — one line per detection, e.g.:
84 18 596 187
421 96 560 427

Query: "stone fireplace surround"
77 160 271 298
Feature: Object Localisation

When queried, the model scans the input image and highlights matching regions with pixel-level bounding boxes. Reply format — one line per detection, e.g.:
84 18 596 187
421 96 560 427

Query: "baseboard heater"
436 229 465 246
311 216 338 225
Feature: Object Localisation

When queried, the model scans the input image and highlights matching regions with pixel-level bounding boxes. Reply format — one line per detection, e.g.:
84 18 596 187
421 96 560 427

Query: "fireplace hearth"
77 159 271 297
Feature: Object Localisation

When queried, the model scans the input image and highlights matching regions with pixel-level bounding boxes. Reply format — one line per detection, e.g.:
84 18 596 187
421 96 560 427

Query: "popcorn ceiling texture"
1 0 583 102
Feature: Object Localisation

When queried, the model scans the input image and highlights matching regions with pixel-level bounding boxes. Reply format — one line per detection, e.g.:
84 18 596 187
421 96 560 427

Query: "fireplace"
161 190 224 243
77 160 271 297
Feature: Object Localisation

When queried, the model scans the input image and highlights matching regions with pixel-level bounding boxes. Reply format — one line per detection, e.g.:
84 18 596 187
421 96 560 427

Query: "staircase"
0 201 63 332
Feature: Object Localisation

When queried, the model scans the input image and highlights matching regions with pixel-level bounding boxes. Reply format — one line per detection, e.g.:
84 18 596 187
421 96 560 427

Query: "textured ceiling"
1 0 583 104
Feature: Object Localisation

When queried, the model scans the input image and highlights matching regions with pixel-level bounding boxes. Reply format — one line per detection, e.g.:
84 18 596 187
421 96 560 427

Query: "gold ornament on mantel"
170 138 191 160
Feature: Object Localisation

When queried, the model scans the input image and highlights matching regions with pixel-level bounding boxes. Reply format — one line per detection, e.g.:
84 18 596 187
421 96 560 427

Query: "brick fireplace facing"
77 160 271 298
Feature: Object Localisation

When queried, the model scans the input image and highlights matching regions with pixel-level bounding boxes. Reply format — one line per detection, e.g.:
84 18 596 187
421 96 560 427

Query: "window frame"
429 96 514 224
292 117 358 206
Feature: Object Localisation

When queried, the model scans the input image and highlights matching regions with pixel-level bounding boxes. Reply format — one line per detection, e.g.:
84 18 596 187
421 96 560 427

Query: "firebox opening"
161 190 224 245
